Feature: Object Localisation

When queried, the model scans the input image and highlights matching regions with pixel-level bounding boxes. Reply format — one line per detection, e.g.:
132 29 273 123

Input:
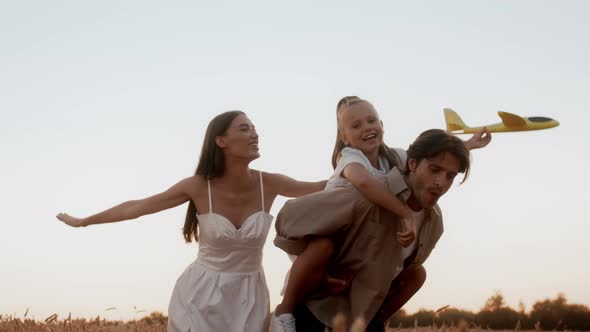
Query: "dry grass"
1 312 543 332
0 313 166 332
330 314 540 332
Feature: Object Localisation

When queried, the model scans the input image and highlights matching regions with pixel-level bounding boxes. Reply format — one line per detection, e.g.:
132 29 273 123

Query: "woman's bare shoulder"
178 175 207 194
257 170 284 183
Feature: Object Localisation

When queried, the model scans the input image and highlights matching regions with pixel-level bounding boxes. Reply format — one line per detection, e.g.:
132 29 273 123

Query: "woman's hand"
465 127 492 150
56 213 87 227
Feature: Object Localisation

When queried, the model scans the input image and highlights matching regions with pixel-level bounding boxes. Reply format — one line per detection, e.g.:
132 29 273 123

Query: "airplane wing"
497 111 526 127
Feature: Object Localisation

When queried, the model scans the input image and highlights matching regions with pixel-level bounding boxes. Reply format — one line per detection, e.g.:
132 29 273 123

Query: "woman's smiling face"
216 114 260 161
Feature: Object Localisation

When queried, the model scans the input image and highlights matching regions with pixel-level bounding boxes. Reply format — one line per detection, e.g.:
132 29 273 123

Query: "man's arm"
464 127 492 150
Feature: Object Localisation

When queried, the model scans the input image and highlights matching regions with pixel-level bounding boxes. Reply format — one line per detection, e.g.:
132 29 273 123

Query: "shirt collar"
386 167 411 201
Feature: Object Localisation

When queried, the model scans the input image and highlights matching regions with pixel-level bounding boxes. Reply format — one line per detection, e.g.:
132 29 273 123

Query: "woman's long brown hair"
183 111 245 242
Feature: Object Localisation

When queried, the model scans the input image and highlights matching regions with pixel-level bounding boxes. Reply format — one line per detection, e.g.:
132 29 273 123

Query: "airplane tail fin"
444 108 468 132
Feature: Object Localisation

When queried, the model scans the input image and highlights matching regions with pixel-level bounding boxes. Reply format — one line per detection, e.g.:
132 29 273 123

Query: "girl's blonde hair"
331 96 401 170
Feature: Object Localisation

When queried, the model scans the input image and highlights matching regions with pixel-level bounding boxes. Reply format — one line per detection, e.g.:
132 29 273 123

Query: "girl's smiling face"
338 102 384 156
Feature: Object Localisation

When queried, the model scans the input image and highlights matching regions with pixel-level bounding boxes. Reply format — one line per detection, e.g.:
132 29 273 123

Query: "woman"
57 110 326 332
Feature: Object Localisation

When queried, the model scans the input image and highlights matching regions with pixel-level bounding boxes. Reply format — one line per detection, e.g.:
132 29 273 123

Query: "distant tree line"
389 292 590 330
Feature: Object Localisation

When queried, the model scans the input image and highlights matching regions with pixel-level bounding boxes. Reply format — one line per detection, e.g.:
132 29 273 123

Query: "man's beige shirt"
274 167 444 328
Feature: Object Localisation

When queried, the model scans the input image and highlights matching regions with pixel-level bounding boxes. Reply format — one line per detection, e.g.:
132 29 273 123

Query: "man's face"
408 152 461 209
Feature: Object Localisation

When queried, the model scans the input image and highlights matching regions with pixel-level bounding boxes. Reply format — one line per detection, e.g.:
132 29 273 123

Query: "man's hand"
465 127 492 150
322 269 353 295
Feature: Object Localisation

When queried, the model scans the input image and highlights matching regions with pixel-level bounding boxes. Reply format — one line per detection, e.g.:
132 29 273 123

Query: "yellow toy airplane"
444 108 559 134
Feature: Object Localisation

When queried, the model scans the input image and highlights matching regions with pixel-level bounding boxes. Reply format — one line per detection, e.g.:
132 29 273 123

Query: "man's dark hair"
405 129 471 183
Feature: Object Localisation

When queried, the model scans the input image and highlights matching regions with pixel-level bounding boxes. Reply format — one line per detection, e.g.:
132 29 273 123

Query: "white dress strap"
259 171 265 212
207 179 213 213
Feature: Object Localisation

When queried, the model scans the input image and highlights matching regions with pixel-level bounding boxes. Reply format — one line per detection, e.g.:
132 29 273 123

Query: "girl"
271 96 417 332
57 111 326 332
272 97 491 332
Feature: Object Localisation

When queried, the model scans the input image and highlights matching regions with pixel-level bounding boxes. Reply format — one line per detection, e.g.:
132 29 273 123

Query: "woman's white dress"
168 172 273 332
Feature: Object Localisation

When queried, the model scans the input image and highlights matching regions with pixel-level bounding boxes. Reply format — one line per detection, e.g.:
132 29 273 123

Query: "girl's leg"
275 237 334 315
375 265 427 323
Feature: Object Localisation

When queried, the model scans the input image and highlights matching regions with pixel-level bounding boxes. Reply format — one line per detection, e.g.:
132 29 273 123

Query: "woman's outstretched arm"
265 173 327 198
57 177 196 227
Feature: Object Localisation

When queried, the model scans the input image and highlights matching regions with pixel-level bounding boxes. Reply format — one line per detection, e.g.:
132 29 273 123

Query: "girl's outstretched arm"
342 164 415 247
56 177 195 227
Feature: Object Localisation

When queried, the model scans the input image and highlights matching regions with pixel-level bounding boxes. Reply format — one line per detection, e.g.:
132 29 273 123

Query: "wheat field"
0 313 166 332
1 312 542 332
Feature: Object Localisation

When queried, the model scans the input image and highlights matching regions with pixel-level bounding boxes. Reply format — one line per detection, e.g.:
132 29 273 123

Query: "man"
274 128 490 331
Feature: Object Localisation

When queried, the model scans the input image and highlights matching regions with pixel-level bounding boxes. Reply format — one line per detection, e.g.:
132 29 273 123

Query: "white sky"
1 0 589 321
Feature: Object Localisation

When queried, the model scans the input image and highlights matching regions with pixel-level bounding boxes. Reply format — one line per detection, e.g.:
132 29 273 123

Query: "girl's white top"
326 147 390 190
